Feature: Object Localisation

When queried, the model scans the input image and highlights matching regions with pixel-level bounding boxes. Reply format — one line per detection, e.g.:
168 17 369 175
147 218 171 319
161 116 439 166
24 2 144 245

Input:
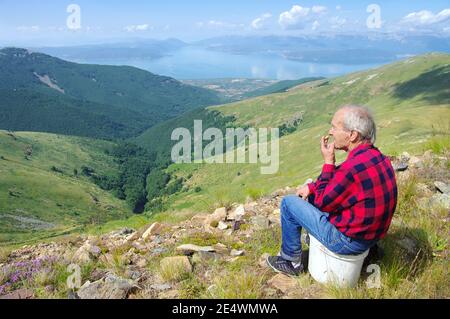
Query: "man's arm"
309 164 355 212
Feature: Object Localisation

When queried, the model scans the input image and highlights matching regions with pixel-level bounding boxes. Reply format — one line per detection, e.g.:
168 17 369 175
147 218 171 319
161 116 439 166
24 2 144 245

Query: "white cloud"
124 24 151 32
401 9 450 25
251 13 272 30
312 6 327 14
279 5 328 30
279 5 311 29
312 20 320 31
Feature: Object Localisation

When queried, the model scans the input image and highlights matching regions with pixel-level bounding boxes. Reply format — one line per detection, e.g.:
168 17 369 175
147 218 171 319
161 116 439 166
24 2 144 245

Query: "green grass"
0 131 130 246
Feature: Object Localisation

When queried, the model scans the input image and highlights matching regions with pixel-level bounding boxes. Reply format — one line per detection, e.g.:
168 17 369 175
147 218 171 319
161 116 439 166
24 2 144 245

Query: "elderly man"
267 105 398 276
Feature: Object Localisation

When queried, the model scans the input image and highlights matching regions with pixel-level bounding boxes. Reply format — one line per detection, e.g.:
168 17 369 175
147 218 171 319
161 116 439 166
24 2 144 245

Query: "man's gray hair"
339 105 377 144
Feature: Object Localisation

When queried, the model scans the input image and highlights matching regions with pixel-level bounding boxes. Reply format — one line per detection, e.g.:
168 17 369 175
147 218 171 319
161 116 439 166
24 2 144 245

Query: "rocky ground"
0 150 448 299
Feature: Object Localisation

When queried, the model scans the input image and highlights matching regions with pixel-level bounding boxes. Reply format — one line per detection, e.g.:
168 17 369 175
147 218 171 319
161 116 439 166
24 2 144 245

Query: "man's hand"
321 135 335 165
296 185 310 200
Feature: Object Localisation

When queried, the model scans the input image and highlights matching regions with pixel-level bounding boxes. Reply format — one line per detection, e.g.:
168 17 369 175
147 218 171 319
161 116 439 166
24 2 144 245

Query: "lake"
69 46 381 80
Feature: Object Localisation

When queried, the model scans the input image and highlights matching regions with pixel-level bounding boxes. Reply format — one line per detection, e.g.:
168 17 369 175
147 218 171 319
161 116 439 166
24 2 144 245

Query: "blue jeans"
280 195 377 262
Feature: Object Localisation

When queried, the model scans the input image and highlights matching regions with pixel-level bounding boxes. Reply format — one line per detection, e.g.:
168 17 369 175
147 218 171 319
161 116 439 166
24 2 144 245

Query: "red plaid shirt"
308 143 398 241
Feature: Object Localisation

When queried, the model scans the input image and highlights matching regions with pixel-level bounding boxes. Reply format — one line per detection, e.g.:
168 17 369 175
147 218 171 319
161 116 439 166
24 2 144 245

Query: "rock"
77 273 138 299
434 181 450 194
259 253 271 268
131 241 148 252
205 207 227 227
430 193 450 210
159 289 179 299
150 284 171 291
89 269 109 282
230 249 245 257
392 161 408 172
150 247 168 256
218 221 228 230
409 156 423 169
72 242 102 264
67 290 80 299
110 228 135 238
267 274 299 294
400 152 410 162
0 288 34 299
250 216 270 229
153 235 164 245
176 244 215 255
124 269 142 281
228 205 247 221
142 222 165 241
160 256 192 278
415 183 433 197
192 251 220 263
212 243 229 255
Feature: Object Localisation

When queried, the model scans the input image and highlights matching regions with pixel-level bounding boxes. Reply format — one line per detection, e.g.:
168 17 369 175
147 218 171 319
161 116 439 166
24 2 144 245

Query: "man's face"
329 110 351 151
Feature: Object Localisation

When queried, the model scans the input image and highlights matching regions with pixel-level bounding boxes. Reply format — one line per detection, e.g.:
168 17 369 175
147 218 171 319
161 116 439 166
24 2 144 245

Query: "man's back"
308 143 398 241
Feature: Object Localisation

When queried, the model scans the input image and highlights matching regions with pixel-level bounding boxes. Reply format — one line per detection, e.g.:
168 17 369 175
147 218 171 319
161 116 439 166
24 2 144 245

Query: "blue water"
71 46 381 80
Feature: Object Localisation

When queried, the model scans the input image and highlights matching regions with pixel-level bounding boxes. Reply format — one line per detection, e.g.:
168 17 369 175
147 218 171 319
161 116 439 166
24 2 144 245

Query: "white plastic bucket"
308 235 369 288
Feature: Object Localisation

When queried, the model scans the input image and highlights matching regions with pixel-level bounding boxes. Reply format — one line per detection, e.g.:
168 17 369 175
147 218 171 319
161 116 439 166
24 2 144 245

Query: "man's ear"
349 130 360 143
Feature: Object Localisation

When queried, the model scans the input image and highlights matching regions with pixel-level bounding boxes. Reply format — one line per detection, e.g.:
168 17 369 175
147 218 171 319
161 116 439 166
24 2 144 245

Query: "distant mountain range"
0 47 222 139
193 34 450 64
36 38 187 60
25 34 450 67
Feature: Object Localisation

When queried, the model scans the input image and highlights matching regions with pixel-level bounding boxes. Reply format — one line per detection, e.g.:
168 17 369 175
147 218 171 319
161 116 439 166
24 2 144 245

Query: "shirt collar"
347 143 373 160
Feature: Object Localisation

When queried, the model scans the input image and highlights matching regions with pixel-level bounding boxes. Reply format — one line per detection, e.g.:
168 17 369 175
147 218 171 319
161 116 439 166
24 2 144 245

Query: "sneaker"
266 255 304 277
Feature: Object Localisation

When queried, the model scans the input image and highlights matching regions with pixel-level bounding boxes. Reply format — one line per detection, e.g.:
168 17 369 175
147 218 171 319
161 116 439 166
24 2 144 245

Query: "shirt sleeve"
309 163 355 213
308 164 336 194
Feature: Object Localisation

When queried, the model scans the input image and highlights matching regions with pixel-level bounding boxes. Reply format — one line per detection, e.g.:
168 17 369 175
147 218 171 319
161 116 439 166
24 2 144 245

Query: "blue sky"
1 0 449 45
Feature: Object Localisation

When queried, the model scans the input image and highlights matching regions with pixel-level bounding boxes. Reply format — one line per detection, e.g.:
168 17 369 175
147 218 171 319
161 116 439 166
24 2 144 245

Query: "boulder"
230 249 245 257
142 222 165 241
415 183 433 198
409 156 423 169
227 205 247 221
430 193 450 210
434 181 450 195
150 283 171 291
218 221 228 230
205 207 227 227
267 274 299 294
212 243 229 255
72 242 102 264
77 273 138 299
0 288 34 299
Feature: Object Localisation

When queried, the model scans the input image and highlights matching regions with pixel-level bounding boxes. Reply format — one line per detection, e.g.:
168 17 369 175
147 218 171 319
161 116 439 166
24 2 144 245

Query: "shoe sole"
265 256 301 278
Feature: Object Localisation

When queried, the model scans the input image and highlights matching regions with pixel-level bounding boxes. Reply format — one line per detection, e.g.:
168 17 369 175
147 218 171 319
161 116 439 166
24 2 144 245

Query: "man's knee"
281 194 298 208
281 195 306 216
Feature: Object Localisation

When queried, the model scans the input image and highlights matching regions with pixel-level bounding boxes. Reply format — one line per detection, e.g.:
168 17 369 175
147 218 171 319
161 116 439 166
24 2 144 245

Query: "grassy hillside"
0 48 222 139
149 53 449 213
241 77 325 99
0 130 131 245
